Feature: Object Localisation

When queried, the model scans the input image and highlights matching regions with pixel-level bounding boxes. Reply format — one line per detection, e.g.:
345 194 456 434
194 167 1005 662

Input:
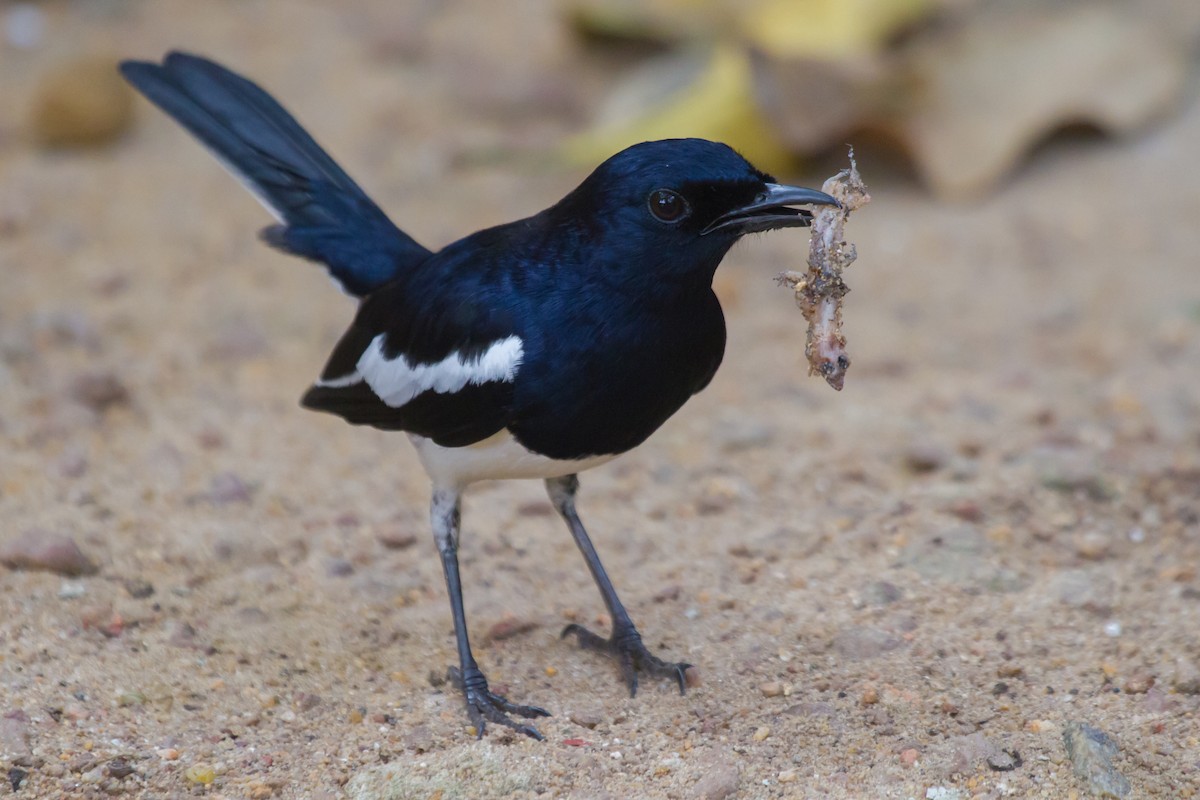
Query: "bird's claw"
447 666 550 741
561 623 691 697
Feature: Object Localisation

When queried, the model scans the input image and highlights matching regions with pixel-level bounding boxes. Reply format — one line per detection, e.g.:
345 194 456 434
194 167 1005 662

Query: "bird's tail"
119 51 430 297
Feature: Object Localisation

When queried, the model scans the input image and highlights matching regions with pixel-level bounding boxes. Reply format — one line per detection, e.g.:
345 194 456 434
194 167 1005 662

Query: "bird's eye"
647 189 690 223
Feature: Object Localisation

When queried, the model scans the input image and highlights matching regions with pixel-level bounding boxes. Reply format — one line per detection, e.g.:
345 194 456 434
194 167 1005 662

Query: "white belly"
409 430 618 489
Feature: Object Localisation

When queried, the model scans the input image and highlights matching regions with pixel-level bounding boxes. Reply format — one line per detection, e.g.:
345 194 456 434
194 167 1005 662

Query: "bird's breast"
510 287 726 460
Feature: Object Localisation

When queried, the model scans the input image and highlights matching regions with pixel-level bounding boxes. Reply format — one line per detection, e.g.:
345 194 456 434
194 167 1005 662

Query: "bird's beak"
701 183 840 236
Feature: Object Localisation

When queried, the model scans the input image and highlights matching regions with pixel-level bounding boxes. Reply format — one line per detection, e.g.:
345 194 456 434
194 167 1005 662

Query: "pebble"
68 371 130 412
204 472 255 505
926 788 965 800
860 580 903 607
903 443 947 473
31 56 135 148
376 528 418 550
1063 721 1131 798
7 767 28 792
1074 530 1111 560
486 615 538 642
831 626 902 660
690 761 740 800
1103 620 1122 638
759 681 786 697
123 578 154 598
568 710 603 729
184 763 216 785
945 731 1004 775
0 529 98 576
899 748 920 767
752 726 771 742
1122 669 1154 694
1051 568 1116 614
0 713 32 762
1169 658 1200 694
58 580 88 599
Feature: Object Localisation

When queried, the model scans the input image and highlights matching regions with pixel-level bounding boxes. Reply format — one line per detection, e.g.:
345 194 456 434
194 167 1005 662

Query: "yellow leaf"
564 44 795 174
742 0 937 59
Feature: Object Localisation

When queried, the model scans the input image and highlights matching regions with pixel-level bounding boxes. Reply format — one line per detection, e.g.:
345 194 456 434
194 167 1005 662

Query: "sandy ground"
2 2 1199 798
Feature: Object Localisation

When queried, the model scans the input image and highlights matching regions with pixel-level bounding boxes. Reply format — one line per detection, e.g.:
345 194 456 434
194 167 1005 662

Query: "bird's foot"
561 622 691 697
447 666 550 740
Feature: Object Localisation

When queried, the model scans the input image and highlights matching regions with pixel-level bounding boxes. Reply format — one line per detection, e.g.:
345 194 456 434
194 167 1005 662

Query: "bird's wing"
300 278 524 447
120 52 431 297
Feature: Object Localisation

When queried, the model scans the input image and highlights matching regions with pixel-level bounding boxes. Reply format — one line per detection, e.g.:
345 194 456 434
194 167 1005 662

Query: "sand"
1 2 1198 798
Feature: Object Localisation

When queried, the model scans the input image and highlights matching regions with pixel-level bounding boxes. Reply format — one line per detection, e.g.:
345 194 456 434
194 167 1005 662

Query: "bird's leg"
431 487 550 739
548 475 691 696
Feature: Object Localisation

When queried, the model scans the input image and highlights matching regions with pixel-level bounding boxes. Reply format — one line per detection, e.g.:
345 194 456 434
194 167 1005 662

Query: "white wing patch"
318 334 524 408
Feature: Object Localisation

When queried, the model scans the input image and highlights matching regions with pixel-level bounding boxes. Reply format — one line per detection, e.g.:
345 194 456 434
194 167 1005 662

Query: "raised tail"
119 51 430 297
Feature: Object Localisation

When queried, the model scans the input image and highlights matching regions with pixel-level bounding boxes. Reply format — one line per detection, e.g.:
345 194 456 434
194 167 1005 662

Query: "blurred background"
2 1 1199 798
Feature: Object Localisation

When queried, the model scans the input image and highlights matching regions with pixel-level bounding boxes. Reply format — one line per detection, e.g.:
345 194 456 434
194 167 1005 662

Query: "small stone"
155 748 180 761
1169 658 1200 694
106 759 135 779
777 768 797 783
486 615 538 642
695 476 748 515
569 709 603 729
683 666 703 688
759 681 785 697
376 528 417 550
653 584 682 603
58 580 88 599
7 767 27 792
831 626 902 660
690 762 740 800
293 692 321 712
0 713 32 762
1103 620 1122 638
1122 670 1154 694
0 529 98 576
752 726 771 742
32 56 135 148
123 578 154 598
204 472 255 504
997 663 1024 679
69 372 130 412
903 443 947 473
899 748 920 767
184 764 216 785
325 559 354 578
860 687 879 706
861 580 903 607
1063 721 1131 798
926 788 965 800
1074 531 1111 560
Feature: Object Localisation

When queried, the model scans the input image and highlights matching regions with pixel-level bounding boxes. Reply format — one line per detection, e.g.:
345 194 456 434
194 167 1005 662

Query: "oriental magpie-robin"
120 52 838 740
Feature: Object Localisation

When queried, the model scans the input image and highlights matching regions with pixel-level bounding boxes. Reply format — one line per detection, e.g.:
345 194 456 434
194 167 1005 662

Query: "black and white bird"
120 52 838 740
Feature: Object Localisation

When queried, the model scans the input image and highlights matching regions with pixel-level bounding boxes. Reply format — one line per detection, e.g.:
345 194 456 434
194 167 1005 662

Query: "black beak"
701 183 840 236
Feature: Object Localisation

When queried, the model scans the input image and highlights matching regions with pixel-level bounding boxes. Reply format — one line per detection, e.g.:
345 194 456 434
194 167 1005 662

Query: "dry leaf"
563 44 795 175
900 2 1192 197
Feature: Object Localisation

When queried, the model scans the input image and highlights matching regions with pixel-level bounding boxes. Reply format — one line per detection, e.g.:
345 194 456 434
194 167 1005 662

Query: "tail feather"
120 51 430 297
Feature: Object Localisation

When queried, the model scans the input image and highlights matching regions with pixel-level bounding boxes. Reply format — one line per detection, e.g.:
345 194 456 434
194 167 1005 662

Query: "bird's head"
552 139 838 289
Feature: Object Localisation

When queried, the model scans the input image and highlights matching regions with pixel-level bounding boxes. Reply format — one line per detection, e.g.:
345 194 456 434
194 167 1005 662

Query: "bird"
119 52 838 740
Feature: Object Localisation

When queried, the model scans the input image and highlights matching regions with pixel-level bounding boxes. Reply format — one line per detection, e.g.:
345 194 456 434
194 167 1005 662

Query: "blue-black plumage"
120 52 838 740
